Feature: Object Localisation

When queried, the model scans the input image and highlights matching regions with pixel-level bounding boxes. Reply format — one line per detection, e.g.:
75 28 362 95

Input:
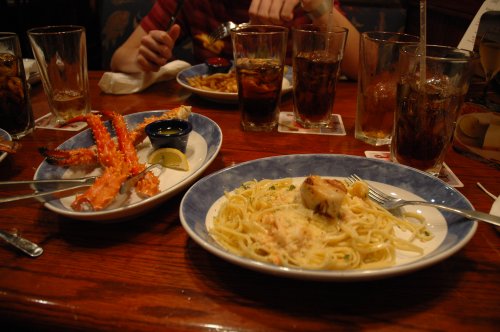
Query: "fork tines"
209 24 228 42
347 174 391 204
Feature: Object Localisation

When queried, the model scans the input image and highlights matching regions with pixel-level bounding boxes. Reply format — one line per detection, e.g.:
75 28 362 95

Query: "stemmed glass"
479 30 500 109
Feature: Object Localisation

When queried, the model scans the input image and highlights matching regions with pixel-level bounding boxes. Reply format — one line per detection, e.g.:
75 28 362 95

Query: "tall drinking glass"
0 32 34 139
355 32 419 146
391 45 477 176
292 25 348 128
28 25 91 125
231 25 288 132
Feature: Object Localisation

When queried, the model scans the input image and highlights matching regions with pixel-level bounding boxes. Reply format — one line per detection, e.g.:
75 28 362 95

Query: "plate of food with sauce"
180 154 477 281
176 60 293 103
33 107 222 222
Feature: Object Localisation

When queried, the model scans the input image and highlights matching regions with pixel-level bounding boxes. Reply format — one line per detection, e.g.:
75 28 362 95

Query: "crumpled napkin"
98 60 191 94
23 59 40 84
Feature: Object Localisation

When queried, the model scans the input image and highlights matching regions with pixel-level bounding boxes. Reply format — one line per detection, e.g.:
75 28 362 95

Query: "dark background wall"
0 0 485 70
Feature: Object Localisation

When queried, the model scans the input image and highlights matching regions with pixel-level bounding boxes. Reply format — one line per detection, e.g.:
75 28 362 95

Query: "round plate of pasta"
176 63 293 103
179 154 477 281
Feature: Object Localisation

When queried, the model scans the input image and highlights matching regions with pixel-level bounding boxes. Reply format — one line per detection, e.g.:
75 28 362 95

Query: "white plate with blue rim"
179 154 477 281
0 128 13 163
176 63 293 103
33 111 222 222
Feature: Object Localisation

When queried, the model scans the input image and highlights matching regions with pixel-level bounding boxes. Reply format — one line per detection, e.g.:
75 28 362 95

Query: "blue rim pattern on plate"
176 63 293 103
0 128 12 163
180 154 477 281
34 111 222 221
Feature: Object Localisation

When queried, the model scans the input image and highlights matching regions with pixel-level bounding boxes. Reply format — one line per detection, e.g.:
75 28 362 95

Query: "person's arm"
110 24 181 73
306 2 359 80
248 0 360 80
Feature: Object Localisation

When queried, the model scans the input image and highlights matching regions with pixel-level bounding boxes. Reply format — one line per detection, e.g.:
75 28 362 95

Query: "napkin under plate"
98 60 191 94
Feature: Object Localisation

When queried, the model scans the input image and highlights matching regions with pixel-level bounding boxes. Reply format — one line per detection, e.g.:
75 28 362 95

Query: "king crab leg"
66 113 130 211
38 106 191 166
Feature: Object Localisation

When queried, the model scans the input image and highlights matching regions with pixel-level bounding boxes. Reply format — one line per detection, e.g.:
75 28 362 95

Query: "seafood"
40 105 192 166
65 113 129 211
101 110 159 198
0 137 20 154
38 146 97 166
300 175 347 218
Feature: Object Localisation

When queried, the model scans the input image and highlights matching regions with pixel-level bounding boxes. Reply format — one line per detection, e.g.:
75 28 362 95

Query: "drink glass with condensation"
28 26 90 124
355 32 419 146
391 45 477 176
231 25 288 132
0 32 34 139
292 24 347 128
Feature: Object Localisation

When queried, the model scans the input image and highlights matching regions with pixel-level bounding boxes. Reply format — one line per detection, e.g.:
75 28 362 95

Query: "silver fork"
209 21 248 41
348 174 500 227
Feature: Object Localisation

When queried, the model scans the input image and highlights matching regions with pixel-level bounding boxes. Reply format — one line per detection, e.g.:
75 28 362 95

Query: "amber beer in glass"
355 32 419 146
28 25 90 124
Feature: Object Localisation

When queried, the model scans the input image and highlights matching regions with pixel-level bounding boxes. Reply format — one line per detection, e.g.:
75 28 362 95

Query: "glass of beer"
231 25 288 132
355 32 419 146
391 45 478 176
292 25 347 128
28 26 90 125
0 33 34 139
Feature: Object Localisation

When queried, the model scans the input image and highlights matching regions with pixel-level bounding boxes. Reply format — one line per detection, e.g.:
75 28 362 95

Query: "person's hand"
248 0 300 24
137 25 181 72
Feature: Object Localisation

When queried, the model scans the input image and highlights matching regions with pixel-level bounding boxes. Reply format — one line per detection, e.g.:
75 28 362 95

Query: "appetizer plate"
34 111 222 222
176 63 293 103
180 154 477 281
0 128 12 163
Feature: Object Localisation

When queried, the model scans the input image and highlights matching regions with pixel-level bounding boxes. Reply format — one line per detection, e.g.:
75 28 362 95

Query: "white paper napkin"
490 196 500 217
98 60 191 94
23 58 40 84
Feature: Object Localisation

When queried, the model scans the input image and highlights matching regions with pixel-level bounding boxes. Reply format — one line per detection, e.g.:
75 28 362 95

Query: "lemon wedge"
148 148 189 171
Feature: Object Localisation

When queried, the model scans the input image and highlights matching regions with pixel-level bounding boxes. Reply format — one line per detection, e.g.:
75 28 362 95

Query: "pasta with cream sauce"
209 177 433 270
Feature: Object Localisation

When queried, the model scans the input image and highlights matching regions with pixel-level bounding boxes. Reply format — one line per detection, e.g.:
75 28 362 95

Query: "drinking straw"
325 0 334 52
419 0 427 88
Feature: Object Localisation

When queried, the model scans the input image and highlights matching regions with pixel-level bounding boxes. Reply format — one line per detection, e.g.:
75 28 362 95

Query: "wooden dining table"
0 71 498 331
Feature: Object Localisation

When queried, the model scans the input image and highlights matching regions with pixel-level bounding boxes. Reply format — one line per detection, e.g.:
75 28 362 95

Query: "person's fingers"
248 0 263 22
263 0 283 24
280 0 299 21
249 0 299 24
137 35 168 72
136 25 183 72
137 45 165 72
168 24 181 42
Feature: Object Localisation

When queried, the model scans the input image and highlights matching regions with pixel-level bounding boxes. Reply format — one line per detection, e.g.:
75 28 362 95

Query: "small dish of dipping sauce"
205 57 232 74
145 119 193 153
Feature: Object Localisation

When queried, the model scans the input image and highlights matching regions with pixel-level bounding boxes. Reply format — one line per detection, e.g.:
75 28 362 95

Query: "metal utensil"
165 0 185 31
0 176 97 188
0 229 43 257
348 174 500 227
0 164 163 204
119 163 163 194
0 180 95 204
208 21 249 41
